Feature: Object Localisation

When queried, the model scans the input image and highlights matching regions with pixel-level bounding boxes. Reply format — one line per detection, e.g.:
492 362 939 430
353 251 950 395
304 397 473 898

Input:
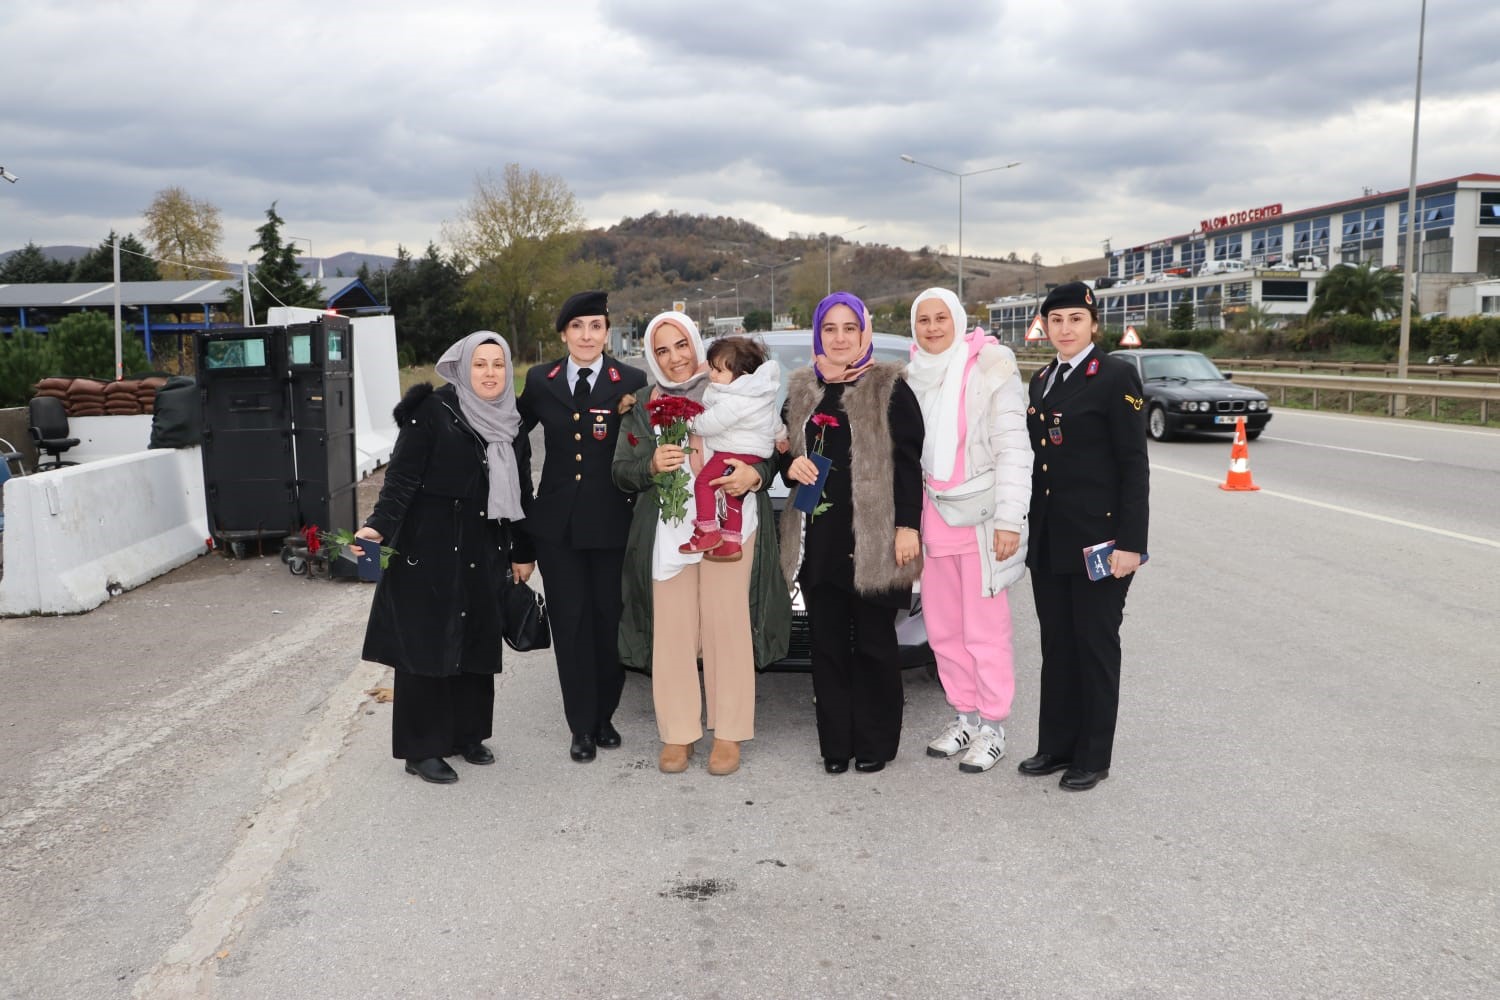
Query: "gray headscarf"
435 331 524 522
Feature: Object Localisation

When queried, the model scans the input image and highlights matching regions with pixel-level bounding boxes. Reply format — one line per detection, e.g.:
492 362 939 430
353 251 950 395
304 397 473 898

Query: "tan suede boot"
707 738 740 776
659 742 694 773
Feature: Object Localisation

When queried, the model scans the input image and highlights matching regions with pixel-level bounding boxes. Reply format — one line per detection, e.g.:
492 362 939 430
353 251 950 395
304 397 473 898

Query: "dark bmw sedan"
1111 348 1272 441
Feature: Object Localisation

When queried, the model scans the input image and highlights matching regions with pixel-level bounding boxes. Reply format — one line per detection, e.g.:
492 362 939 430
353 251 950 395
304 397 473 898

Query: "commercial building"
988 172 1500 339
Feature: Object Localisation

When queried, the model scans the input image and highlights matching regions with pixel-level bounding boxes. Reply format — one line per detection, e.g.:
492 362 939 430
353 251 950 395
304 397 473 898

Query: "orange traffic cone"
1219 416 1260 492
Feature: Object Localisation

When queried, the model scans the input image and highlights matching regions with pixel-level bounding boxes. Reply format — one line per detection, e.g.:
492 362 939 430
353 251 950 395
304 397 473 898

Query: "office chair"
28 396 80 471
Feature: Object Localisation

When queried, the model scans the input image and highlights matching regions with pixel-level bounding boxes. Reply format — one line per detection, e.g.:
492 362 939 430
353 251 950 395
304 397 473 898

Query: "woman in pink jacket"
906 288 1032 774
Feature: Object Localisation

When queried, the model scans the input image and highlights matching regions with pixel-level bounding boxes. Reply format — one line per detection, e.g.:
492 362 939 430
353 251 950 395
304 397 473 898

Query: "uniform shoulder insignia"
1124 393 1143 411
1085 358 1100 376
607 366 621 383
546 363 562 379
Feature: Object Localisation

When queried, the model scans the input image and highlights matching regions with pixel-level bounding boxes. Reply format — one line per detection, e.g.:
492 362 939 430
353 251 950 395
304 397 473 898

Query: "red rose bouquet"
301 524 398 569
646 395 706 525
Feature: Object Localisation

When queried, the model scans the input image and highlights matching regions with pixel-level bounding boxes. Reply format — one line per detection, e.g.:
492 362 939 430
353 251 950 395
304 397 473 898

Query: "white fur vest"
779 362 923 595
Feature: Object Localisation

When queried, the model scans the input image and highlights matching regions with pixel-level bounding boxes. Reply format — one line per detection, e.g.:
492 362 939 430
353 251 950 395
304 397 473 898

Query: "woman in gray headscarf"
357 331 535 784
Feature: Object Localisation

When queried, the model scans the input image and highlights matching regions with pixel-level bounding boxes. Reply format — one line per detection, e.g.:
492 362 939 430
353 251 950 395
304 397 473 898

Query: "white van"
1198 259 1248 276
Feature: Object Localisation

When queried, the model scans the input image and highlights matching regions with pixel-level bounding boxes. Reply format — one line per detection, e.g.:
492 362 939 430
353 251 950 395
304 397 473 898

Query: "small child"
679 337 783 562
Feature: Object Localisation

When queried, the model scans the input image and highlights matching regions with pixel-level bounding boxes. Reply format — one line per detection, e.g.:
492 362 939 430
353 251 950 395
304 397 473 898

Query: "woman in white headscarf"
905 288 1031 775
357 331 534 785
613 312 790 776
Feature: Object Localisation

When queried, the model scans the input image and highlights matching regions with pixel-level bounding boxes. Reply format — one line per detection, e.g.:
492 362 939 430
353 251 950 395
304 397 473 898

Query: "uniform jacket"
361 383 535 676
612 401 792 672
691 359 782 457
518 354 647 549
1025 350 1149 573
778 362 924 598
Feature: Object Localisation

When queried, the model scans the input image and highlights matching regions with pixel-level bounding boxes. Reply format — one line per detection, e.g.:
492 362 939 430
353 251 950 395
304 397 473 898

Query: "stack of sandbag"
66 378 109 417
33 377 71 404
104 380 144 415
136 376 167 413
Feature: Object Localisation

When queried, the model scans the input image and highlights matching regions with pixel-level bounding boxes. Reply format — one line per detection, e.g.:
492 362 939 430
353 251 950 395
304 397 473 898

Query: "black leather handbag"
501 577 550 652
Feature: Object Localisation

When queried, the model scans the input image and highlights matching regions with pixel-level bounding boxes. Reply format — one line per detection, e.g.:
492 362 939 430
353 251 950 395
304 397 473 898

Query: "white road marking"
1260 437 1423 462
1152 464 1500 549
1271 409 1500 438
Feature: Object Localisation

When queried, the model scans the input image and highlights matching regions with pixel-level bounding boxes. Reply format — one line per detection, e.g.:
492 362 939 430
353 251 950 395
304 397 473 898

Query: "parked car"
745 329 934 670
1198 259 1248 276
1111 348 1272 442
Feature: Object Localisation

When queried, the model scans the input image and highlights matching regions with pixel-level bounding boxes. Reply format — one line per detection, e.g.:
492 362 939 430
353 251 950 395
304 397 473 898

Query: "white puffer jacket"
955 343 1033 595
691 359 782 457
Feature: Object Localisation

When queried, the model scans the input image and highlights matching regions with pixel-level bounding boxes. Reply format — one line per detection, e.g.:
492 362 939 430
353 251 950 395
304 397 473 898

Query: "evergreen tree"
223 203 323 323
70 232 161 282
0 242 73 283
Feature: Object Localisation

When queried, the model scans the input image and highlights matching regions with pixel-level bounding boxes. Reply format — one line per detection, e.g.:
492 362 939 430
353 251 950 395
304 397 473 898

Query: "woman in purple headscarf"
778 292 925 774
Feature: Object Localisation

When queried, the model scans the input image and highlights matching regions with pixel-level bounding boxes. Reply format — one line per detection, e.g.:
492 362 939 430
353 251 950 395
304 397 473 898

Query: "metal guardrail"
1010 359 1498 423
1223 358 1500 382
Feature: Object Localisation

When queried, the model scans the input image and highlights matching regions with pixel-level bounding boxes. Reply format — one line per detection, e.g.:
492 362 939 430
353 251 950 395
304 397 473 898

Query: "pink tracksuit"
920 400 1015 722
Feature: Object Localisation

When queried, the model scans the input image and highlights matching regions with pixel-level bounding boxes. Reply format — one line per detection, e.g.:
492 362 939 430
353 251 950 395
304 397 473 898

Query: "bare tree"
142 186 224 279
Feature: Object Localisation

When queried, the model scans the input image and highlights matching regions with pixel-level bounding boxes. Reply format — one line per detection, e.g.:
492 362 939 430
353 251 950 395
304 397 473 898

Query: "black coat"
517 354 647 549
1025 350 1150 572
361 383 535 677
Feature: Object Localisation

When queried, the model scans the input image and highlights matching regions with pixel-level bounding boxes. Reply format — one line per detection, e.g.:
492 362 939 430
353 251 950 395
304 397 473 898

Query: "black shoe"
854 759 885 773
1059 767 1109 791
595 721 621 749
1017 753 1073 776
824 757 849 774
570 732 597 762
405 757 458 784
452 742 495 765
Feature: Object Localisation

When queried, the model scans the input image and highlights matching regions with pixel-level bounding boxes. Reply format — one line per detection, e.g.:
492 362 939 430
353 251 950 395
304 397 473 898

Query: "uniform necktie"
1044 361 1071 398
574 367 593 407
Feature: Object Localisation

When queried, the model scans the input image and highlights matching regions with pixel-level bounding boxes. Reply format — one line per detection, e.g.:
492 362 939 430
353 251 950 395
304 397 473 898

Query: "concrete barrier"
0 447 210 616
69 414 154 463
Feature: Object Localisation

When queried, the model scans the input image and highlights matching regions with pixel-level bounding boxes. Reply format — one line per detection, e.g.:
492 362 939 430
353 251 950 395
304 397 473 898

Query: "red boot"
703 529 743 562
679 523 723 555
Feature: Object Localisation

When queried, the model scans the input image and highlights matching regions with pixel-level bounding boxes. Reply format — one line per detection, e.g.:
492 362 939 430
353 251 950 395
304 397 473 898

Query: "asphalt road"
2 414 1497 999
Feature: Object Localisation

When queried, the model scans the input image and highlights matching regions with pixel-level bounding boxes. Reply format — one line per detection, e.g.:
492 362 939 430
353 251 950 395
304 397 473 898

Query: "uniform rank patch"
1124 394 1143 410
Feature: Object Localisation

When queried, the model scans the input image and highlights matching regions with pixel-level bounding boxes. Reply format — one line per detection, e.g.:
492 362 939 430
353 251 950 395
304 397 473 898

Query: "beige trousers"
651 533 757 744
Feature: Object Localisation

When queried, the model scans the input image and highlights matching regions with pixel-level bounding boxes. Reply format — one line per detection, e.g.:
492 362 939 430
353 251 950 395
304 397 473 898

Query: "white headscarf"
435 331 525 521
642 311 709 402
905 287 970 482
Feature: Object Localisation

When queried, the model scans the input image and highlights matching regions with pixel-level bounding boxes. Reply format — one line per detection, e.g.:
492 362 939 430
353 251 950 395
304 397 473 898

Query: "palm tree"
1309 262 1403 320
1229 303 1279 333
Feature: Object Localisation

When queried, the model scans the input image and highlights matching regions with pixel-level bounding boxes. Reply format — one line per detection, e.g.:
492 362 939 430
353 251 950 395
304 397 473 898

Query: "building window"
1421 237 1452 273
1150 245 1172 272
1262 280 1310 302
1481 192 1500 226
1364 207 1384 239
1480 295 1500 314
1341 212 1363 243
1109 255 1120 278
1213 234 1242 261
1182 240 1206 272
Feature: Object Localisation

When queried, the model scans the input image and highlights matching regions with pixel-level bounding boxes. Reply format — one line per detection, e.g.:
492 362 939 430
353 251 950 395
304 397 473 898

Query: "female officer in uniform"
1018 281 1149 791
518 290 648 762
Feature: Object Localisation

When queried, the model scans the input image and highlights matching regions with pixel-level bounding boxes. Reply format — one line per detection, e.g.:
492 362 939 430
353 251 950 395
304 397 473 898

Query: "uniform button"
460 611 466 617
575 473 582 481
573 413 580 422
453 545 460 551
469 563 476 568
1045 488 1050 496
479 511 486 517
575 453 582 461
574 433 581 441
1039 439 1046 447
1042 464 1048 472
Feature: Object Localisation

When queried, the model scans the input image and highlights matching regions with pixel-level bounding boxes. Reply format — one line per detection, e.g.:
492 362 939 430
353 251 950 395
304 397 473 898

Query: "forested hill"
581 210 1105 326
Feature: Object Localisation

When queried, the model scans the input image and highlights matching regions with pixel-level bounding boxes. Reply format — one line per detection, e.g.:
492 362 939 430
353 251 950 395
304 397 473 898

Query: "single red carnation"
302 523 321 555
811 413 840 429
627 432 639 446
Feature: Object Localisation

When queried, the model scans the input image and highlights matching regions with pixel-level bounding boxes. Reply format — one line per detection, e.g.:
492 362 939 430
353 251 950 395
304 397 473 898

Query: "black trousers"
1029 556 1133 772
805 582 903 763
534 539 627 736
391 669 494 761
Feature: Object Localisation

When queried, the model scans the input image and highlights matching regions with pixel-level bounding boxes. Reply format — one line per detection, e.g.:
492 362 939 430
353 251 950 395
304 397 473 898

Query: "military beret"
1041 281 1097 317
556 290 609 331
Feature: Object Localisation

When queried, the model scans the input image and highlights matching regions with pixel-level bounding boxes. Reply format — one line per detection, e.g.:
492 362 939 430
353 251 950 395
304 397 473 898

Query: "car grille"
788 613 812 659
1216 400 1247 412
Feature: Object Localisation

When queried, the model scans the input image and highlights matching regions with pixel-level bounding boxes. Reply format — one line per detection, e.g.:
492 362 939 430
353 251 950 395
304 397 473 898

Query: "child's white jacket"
691 359 782 457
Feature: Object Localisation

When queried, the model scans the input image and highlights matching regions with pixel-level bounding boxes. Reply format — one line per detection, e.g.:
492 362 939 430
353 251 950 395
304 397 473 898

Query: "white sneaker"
958 725 1006 773
926 717 977 758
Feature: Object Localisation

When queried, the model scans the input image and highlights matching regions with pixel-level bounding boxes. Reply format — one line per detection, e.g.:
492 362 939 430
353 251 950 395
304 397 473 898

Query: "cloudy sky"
3 0 1496 270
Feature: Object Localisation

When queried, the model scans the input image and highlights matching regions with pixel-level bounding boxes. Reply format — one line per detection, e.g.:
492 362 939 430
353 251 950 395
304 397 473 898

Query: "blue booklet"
791 452 834 515
353 537 383 582
1083 539 1149 581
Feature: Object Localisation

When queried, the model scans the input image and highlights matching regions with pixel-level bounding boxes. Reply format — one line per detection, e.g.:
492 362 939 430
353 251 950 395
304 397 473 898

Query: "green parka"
612 398 792 673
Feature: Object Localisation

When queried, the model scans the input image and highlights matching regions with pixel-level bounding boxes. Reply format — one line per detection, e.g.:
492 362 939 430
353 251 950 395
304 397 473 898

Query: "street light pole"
743 256 801 329
289 236 323 283
825 224 866 296
1397 0 1427 396
900 155 1020 302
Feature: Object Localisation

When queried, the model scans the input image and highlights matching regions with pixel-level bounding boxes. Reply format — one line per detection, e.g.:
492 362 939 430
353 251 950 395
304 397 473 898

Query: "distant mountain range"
0 245 399 280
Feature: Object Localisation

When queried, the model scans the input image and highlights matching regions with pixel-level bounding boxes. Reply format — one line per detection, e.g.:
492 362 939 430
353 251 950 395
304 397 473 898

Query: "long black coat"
517 354 646 549
361 383 535 677
1025 350 1150 571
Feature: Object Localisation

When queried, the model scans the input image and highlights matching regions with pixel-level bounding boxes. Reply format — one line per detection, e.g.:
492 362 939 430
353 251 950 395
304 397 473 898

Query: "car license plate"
1214 415 1238 425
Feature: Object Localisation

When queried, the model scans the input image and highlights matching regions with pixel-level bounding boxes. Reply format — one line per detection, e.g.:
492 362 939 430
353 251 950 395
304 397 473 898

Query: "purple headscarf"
811 291 874 383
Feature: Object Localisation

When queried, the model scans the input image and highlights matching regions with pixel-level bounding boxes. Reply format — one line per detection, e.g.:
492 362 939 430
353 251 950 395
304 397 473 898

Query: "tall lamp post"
900 155 1020 302
1396 0 1428 400
825 224 866 295
713 273 757 318
289 236 324 283
743 256 801 328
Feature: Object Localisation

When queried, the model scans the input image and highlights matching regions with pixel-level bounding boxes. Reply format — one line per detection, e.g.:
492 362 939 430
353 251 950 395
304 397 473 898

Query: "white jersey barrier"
0 447 210 616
